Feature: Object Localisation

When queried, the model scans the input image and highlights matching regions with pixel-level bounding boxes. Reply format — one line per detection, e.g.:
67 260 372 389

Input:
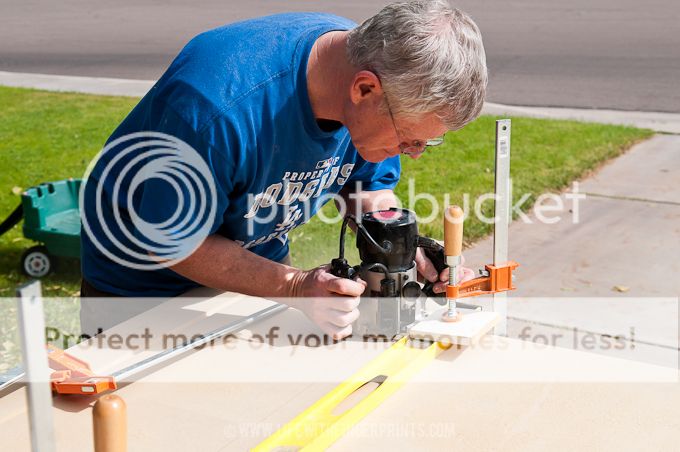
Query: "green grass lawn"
0 85 653 372
289 114 654 269
0 87 138 298
0 87 138 371
0 86 653 296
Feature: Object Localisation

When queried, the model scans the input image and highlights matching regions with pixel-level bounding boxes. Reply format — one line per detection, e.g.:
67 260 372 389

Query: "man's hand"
169 236 363 340
288 265 366 340
415 248 475 294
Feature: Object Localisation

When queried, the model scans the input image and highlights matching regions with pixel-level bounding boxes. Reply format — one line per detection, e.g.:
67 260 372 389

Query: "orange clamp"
47 344 117 395
446 260 519 299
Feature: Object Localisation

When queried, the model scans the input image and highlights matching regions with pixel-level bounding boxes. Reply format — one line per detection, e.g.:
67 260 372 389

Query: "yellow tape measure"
253 337 450 451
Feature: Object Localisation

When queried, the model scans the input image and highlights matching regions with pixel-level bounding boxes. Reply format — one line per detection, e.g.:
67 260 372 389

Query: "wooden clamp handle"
444 206 464 257
93 394 127 452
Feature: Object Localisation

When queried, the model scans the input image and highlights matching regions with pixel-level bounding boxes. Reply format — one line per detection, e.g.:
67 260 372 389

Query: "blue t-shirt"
81 13 401 296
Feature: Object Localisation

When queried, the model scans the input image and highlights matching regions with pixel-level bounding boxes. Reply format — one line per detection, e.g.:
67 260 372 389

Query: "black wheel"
21 246 52 278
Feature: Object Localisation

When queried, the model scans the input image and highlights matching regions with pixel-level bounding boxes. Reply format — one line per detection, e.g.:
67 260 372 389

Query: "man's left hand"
415 248 475 294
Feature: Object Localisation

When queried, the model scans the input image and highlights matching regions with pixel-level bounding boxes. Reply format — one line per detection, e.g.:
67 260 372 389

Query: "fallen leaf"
612 285 630 293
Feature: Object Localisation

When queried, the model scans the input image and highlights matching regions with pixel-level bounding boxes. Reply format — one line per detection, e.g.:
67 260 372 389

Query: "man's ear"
349 70 384 105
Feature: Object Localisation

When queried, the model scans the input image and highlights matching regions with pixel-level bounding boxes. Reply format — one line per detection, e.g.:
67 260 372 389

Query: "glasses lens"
399 136 445 155
425 136 445 147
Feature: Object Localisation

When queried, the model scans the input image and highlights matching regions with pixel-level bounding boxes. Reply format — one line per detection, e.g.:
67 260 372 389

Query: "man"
80 0 487 339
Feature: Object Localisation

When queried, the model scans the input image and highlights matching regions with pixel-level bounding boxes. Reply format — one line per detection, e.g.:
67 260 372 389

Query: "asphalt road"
2 0 679 112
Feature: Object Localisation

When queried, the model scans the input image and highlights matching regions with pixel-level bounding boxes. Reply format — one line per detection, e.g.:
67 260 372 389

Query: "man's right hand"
288 265 366 340
169 236 365 340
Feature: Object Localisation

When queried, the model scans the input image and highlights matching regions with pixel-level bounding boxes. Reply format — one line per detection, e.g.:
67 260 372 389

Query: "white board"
408 309 499 345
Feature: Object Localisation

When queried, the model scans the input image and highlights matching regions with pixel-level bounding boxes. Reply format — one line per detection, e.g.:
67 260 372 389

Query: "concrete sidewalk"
0 70 154 98
464 134 679 367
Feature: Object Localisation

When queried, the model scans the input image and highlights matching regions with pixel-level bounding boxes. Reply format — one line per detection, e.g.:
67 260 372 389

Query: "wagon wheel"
21 246 52 278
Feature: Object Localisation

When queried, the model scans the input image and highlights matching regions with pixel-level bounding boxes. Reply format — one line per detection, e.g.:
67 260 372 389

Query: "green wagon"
0 179 82 277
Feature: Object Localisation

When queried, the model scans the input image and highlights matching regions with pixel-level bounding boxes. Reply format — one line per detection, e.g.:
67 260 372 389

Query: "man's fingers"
415 249 438 282
328 308 360 328
322 322 353 340
326 276 366 297
433 266 474 292
438 254 470 282
433 281 446 293
459 267 475 283
329 296 361 312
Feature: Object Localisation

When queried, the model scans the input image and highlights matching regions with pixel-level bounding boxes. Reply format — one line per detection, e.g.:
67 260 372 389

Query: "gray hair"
347 0 487 130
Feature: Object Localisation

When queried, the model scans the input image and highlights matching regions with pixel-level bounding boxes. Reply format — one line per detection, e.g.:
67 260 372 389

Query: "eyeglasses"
383 93 445 156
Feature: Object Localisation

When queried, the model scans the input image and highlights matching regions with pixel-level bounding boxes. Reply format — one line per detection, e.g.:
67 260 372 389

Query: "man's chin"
357 148 392 163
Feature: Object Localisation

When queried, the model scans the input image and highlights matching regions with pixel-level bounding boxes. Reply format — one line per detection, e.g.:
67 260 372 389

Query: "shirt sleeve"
345 155 401 192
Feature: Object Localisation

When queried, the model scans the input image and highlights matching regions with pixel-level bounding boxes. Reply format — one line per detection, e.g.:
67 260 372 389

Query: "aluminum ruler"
0 293 287 394
493 119 512 335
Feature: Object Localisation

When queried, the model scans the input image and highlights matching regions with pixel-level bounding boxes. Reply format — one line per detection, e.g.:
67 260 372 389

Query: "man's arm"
168 234 366 339
170 234 301 297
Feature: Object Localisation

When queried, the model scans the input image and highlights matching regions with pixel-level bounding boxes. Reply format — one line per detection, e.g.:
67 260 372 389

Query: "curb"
0 70 153 98
483 102 680 135
1 70 678 133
